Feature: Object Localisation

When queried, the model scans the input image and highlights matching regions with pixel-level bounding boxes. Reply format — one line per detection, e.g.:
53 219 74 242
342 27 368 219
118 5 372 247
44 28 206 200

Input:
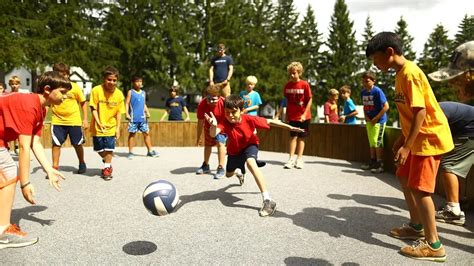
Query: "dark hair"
339 85 351 94
102 66 119 79
362 71 377 81
366 32 403 58
131 75 142 82
0 82 5 89
37 71 72 94
224 95 244 110
52 62 70 75
169 86 179 93
217 43 226 51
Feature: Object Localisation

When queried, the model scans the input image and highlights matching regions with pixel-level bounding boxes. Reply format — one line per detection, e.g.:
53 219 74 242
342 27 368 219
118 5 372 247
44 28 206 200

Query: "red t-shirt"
284 80 312 121
197 97 225 130
0 93 44 147
324 100 339 123
218 115 270 155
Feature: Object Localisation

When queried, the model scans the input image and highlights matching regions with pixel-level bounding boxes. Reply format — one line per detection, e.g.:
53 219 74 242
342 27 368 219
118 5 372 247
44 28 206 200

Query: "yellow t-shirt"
394 60 454 156
89 85 125 137
51 82 86 126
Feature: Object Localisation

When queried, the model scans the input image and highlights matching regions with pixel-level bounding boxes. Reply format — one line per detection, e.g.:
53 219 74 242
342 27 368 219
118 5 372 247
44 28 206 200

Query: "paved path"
3 147 473 264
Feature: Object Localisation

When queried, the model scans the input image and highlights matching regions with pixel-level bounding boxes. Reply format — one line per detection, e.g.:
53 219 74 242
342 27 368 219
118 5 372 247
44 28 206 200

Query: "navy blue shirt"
439 101 474 138
211 55 234 83
166 96 187 121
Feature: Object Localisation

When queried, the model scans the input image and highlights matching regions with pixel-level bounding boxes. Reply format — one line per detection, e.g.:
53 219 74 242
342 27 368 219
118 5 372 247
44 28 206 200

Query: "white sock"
447 202 461 215
104 163 111 168
262 191 270 201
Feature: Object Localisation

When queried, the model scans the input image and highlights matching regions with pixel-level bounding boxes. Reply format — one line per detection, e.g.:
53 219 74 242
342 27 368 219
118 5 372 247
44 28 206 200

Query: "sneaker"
370 162 384 173
399 239 446 262
196 163 211 175
214 166 225 179
234 168 245 186
0 224 38 250
101 167 113 181
361 161 375 170
294 159 304 169
259 199 277 217
256 160 266 168
127 153 134 160
390 223 425 240
77 163 87 174
14 145 19 155
436 206 465 225
147 150 159 157
284 159 295 169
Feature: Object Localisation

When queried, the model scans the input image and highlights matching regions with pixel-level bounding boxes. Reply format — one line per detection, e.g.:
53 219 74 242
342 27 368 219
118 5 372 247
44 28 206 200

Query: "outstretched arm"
266 119 304 132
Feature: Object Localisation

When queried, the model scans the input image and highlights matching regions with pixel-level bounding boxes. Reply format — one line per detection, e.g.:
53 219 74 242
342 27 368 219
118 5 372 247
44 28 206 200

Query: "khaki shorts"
215 81 231 97
441 138 474 178
0 148 18 189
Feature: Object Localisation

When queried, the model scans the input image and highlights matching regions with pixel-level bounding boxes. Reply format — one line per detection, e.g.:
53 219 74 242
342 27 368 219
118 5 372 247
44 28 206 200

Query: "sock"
104 163 111 168
430 240 441 249
409 222 423 231
447 202 461 215
262 191 270 201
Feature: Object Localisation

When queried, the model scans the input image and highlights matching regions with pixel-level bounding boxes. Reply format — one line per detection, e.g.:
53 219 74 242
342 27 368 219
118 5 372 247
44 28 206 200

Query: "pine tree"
453 14 474 48
359 16 375 72
394 17 416 60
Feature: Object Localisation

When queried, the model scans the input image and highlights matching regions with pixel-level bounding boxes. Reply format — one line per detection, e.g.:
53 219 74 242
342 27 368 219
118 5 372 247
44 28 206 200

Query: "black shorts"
226 145 259 174
289 120 310 137
52 125 84 146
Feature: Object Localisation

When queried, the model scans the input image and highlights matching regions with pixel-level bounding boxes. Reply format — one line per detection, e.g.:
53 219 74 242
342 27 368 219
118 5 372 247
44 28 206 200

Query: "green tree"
359 15 375 72
394 17 416 60
453 14 474 48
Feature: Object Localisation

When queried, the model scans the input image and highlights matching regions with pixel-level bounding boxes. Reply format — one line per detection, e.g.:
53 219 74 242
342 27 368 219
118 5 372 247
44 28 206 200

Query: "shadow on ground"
122 241 158 256
11 205 55 227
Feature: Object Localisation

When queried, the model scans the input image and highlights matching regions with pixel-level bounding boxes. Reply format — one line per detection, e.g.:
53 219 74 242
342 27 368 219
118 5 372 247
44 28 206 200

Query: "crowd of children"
0 37 472 263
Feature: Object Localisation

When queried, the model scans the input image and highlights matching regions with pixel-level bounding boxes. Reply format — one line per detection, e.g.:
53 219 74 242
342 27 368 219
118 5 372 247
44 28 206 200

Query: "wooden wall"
39 122 473 205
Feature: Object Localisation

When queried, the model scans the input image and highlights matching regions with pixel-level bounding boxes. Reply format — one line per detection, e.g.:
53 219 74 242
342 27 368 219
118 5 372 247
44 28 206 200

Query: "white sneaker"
294 159 304 169
284 159 295 169
234 168 245 186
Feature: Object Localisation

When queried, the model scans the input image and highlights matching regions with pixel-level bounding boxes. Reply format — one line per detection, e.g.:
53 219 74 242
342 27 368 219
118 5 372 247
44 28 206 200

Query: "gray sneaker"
259 199 277 217
0 224 38 250
214 166 225 179
370 162 384 174
436 206 465 225
147 150 159 157
127 153 134 160
361 161 375 170
196 163 211 175
234 168 245 186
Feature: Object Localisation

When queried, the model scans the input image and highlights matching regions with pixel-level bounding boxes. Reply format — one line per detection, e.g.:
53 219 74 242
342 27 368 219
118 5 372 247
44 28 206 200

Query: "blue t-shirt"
129 89 146 123
439 101 474 138
166 96 187 121
342 98 357 124
361 86 387 124
211 55 234 83
239 90 262 116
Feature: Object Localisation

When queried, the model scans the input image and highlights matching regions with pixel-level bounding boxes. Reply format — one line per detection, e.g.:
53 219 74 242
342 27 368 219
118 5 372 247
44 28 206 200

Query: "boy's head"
205 84 221 105
131 75 142 90
224 94 244 123
52 62 70 78
287 62 303 82
361 71 376 90
8 76 21 92
428 41 474 103
37 71 72 105
102 66 119 92
339 85 351 100
245 75 258 91
328 88 339 101
216 43 226 56
169 86 179 97
365 32 404 72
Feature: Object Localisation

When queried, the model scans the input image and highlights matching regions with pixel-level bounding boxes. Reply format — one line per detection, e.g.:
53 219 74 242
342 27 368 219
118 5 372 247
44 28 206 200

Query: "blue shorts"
52 125 84 146
93 136 116 152
128 121 149 133
226 145 259 174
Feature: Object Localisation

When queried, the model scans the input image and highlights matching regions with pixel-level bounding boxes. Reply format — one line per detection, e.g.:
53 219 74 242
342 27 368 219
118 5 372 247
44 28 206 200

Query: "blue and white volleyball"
143 180 179 216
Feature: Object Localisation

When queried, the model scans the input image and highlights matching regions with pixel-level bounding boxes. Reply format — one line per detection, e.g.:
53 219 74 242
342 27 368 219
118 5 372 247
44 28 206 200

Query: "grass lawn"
45 107 197 122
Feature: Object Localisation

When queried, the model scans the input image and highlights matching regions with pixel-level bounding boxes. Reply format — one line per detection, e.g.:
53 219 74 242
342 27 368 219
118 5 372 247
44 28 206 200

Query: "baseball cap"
428 41 474 82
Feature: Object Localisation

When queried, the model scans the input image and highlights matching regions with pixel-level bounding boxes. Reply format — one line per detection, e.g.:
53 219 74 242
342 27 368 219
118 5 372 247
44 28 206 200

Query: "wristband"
21 181 30 189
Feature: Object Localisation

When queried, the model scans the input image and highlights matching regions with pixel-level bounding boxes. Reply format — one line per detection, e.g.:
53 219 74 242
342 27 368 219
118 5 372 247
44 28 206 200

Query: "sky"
293 0 474 57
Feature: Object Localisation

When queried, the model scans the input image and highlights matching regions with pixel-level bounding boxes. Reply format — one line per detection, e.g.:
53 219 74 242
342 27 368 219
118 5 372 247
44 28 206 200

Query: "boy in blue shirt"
239 75 262 116
125 76 159 159
338 85 358 124
160 86 190 121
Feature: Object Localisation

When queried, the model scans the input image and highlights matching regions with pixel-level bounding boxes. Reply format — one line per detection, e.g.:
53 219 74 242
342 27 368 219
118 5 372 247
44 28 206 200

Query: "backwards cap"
428 41 474 82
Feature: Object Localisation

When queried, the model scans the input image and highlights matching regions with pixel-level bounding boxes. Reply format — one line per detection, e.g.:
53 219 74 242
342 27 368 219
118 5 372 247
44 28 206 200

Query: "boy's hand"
146 112 151 118
115 130 121 139
96 122 105 133
299 114 306 122
394 146 410 166
46 168 66 192
204 112 217 127
21 183 36 204
83 120 89 130
290 126 305 133
370 117 379 124
339 115 346 123
126 114 131 121
184 117 190 122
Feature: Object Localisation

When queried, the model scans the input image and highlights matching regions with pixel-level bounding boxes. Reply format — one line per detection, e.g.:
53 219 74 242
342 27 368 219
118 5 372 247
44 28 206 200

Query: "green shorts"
441 138 474 178
366 122 385 148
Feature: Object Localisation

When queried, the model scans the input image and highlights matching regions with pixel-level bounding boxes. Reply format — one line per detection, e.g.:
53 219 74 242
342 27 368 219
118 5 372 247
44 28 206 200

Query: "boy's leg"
69 126 86 173
52 146 61 169
203 145 212 164
0 183 15 230
216 142 226 168
442 172 459 203
51 125 68 169
246 158 267 192
128 133 136 154
143 132 152 151
285 136 298 168
412 189 439 243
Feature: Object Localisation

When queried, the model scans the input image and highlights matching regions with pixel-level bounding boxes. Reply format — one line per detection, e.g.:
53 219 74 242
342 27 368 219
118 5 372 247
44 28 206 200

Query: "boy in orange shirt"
366 32 454 262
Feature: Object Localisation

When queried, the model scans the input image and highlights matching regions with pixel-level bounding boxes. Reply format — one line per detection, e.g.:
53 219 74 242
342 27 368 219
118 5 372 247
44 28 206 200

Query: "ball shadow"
122 240 157 256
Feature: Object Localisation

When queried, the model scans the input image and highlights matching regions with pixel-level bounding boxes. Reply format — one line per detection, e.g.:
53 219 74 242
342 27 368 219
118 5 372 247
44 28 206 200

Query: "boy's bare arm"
204 112 221 137
395 107 426 165
196 119 204 145
125 90 132 120
209 66 214 85
31 135 65 191
371 102 389 123
18 134 34 204
144 104 151 118
115 112 122 139
183 106 190 121
81 101 89 129
244 105 259 114
301 97 313 122
267 119 304 132
91 107 104 132
160 109 169 121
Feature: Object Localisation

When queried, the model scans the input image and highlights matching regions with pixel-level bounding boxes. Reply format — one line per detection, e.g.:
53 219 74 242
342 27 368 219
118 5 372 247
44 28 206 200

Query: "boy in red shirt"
204 95 303 217
0 71 69 249
196 84 227 179
283 62 313 169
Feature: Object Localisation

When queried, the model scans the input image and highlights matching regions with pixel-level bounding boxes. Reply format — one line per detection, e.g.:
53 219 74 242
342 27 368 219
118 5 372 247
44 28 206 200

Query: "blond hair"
8 75 21 85
206 84 221 96
328 88 339 97
245 75 258 85
287 62 303 75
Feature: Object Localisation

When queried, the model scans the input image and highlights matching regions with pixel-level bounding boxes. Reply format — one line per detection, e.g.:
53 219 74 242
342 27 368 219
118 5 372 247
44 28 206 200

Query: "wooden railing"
39 122 473 204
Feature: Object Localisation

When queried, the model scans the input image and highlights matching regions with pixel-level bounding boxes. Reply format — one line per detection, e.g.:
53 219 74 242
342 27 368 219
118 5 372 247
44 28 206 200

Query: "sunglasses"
207 95 219 102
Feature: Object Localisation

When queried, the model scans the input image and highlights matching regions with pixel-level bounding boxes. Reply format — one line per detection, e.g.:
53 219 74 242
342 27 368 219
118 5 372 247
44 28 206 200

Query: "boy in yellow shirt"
50 63 89 174
366 32 454 262
89 66 125 181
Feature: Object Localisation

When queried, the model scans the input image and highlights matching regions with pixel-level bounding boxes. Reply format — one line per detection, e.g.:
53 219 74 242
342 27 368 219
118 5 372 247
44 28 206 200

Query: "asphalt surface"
2 147 473 265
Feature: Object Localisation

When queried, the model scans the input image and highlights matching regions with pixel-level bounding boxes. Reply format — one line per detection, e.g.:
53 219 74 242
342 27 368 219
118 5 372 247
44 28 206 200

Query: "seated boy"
204 95 303 217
